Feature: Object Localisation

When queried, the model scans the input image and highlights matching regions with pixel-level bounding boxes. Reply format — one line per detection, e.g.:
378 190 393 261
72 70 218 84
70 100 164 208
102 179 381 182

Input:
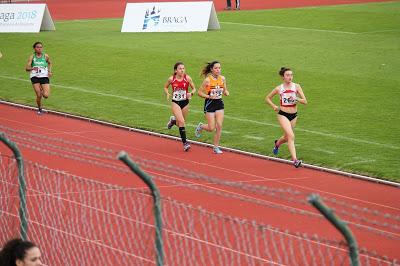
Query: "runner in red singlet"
164 62 196 151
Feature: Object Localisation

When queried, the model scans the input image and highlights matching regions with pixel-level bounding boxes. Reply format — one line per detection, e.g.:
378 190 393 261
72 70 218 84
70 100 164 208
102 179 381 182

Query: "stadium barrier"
1 129 399 265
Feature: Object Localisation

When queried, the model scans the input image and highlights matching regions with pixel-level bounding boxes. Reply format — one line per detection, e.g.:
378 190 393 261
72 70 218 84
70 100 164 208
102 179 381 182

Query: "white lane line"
0 74 169 107
220 21 359 35
360 29 400 34
296 127 398 150
312 148 336 155
244 135 264 141
340 159 376 167
1 74 398 150
53 17 400 35
56 18 356 35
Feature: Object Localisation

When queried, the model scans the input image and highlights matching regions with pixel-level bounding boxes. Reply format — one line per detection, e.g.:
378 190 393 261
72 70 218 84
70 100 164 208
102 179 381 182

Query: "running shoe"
294 160 302 168
183 142 191 152
213 147 223 154
167 116 176 129
272 140 279 155
37 108 43 115
195 122 203 138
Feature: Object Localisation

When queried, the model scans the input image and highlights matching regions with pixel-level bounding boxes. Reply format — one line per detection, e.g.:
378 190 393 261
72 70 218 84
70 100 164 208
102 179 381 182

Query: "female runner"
195 61 229 154
164 62 196 151
25 42 52 115
265 67 307 168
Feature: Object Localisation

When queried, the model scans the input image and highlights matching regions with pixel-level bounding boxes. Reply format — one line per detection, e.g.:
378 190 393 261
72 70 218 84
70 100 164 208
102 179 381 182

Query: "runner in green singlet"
25 42 53 115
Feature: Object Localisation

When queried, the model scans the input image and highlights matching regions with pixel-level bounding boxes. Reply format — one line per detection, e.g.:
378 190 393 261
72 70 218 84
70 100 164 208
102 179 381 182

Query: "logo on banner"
0 4 55 33
0 11 37 23
121 2 220 32
142 6 161 30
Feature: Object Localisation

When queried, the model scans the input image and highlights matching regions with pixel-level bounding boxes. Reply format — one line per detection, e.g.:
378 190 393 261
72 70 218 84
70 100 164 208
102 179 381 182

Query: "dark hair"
173 62 184 74
201 61 220 77
279 67 292 76
0 238 37 266
32 42 43 49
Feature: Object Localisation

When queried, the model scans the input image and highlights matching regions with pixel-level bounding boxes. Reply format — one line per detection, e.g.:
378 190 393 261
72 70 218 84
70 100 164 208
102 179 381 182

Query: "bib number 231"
172 90 187 101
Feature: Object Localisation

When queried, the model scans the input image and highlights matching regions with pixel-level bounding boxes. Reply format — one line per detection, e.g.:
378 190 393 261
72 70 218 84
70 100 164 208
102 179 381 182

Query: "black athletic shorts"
30 77 50 84
204 99 224 113
172 99 189 109
278 110 297 121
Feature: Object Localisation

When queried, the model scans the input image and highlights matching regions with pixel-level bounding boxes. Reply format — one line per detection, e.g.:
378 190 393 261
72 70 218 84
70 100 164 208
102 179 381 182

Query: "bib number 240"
210 88 223 99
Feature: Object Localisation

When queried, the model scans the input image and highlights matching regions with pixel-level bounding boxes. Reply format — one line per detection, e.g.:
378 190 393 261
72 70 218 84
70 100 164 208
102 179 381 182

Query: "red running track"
0 102 399 264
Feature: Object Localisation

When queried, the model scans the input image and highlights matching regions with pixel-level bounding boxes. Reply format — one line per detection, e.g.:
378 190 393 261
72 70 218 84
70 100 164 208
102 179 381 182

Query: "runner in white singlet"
265 67 307 168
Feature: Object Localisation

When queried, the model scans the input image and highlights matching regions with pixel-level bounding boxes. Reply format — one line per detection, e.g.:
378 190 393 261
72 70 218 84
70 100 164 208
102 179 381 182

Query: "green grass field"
1 2 399 181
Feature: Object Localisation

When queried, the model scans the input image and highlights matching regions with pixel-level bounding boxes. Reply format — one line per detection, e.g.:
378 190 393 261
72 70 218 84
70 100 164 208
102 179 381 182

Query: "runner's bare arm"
296 85 307 105
164 77 173 100
46 54 53 77
197 78 212 99
222 76 229 96
186 75 196 95
25 55 34 72
265 87 279 112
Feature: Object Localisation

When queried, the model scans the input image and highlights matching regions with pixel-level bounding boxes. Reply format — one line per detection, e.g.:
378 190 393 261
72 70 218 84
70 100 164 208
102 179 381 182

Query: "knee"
42 92 49 99
176 119 185 127
286 133 295 141
208 124 216 131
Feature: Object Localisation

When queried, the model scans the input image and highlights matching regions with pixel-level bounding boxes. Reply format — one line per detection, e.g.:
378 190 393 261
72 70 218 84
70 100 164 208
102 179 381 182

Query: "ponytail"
201 60 220 77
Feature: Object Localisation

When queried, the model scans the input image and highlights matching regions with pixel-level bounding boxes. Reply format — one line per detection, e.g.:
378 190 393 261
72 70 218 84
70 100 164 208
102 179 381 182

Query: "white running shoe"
167 116 176 129
195 122 203 138
213 147 223 154
183 142 191 152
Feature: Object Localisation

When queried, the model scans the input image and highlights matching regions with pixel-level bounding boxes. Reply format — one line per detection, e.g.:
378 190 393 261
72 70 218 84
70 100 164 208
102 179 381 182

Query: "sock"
179 127 187 144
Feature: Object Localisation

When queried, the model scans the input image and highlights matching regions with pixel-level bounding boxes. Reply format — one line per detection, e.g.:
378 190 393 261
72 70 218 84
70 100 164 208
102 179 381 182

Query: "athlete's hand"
48 71 53 77
224 90 229 96
166 93 171 100
273 105 279 112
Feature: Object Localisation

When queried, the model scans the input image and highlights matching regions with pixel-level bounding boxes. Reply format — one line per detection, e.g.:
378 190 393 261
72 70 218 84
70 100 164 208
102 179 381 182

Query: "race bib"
210 88 223 99
172 89 187 101
31 67 48 77
281 92 297 106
